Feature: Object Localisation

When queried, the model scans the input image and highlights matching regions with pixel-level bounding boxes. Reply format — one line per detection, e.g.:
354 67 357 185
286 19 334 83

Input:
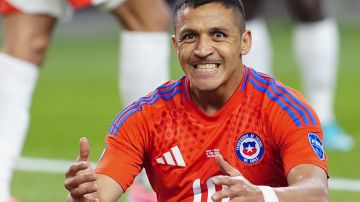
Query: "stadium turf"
9 22 360 201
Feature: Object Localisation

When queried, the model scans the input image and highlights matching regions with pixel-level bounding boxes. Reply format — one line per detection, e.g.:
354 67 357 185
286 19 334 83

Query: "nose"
193 36 214 58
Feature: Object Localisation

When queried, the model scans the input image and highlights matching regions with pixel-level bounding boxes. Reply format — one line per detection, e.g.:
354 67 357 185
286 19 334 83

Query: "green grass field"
10 21 360 201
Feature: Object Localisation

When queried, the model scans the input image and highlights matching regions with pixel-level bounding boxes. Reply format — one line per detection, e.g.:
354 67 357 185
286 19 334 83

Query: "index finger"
215 154 243 177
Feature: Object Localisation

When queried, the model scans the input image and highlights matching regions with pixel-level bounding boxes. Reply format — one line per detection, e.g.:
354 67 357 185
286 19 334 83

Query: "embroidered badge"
308 133 325 160
235 132 264 164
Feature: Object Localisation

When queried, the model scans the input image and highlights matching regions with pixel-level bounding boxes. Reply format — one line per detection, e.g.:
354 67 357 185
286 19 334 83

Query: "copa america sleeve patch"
308 133 325 160
235 133 264 164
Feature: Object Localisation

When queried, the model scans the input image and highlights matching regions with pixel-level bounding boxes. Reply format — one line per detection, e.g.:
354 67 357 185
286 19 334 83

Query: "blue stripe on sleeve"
108 79 183 134
249 77 301 126
251 70 317 126
276 84 316 125
270 82 310 125
109 80 183 135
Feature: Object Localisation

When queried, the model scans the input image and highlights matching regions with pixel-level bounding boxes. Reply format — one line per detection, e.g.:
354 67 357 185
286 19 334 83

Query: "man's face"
172 2 251 91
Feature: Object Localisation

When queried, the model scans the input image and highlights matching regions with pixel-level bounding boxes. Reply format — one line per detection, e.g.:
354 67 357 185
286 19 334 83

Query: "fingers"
211 176 247 201
65 161 90 178
64 163 98 201
215 154 242 177
211 187 231 201
212 175 246 186
64 161 97 191
65 137 99 201
78 137 90 162
68 181 98 199
65 172 97 190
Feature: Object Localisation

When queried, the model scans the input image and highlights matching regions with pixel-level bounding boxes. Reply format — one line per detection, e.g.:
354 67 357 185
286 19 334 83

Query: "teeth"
196 64 217 72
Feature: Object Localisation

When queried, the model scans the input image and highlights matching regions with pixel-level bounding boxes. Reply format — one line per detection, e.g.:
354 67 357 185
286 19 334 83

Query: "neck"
190 66 243 115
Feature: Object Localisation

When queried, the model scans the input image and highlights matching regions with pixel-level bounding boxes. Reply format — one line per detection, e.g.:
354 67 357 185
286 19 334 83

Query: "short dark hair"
173 0 246 32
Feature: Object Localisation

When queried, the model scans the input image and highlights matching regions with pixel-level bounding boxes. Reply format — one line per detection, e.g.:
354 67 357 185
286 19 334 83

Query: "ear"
240 29 252 55
171 35 179 55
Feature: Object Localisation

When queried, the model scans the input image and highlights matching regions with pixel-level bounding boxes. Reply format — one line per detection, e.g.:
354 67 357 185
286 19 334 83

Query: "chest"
144 107 287 201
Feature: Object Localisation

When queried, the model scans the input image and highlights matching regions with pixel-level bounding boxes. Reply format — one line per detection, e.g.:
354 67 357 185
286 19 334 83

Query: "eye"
213 31 226 38
181 33 197 42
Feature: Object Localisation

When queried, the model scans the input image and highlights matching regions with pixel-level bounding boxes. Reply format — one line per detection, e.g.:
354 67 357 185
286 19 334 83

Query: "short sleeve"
94 111 148 191
264 83 329 177
279 126 328 176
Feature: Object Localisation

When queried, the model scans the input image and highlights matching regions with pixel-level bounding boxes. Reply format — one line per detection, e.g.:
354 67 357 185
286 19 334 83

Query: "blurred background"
1 0 359 201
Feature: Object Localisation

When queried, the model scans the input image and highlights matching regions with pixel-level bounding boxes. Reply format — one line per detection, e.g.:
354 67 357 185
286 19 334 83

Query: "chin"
192 79 220 92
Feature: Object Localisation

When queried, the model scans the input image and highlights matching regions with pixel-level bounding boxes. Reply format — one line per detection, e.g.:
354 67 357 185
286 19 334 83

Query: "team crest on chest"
235 132 264 164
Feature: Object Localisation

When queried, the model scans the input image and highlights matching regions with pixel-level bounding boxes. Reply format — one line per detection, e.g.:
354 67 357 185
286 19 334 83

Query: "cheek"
218 46 240 61
221 40 242 56
178 46 193 64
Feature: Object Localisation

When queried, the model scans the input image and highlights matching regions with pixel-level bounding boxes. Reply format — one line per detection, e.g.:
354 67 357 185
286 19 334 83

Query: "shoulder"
108 77 186 136
246 69 318 128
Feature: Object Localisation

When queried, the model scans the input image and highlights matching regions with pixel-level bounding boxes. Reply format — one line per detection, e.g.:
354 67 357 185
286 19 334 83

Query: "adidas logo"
156 146 186 167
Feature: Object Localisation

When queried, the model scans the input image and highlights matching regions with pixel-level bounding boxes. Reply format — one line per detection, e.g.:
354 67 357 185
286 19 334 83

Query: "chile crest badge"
235 132 264 164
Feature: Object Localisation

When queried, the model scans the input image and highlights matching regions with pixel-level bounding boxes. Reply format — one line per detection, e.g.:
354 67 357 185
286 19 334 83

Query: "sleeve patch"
308 133 325 160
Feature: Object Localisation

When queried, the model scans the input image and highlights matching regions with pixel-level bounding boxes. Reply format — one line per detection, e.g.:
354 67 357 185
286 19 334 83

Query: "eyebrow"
208 26 229 33
178 26 229 35
178 27 198 35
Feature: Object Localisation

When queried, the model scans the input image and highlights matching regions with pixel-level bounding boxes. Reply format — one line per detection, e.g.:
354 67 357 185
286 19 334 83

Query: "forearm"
273 180 328 202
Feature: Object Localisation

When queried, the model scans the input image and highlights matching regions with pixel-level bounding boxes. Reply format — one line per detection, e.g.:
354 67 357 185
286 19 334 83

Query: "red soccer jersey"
95 65 328 201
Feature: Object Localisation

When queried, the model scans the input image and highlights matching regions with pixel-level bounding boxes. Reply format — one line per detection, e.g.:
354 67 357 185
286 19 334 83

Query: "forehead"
175 3 240 32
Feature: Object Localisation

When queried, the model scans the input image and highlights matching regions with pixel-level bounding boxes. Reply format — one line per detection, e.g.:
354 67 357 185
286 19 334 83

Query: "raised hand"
64 137 99 202
211 154 263 201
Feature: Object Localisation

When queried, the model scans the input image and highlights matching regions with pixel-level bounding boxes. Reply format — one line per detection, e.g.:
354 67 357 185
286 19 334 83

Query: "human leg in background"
111 0 170 105
288 0 354 151
0 9 57 201
102 0 171 201
242 0 272 74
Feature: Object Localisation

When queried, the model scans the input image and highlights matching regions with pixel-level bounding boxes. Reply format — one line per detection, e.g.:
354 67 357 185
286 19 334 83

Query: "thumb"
77 137 90 162
215 154 242 177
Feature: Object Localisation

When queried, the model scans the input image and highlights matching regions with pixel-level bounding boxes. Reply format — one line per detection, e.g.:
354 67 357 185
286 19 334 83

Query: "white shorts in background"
4 0 126 21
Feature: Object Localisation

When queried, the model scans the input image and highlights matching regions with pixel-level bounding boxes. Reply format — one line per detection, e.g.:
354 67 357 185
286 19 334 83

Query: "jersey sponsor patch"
235 132 264 164
308 133 325 160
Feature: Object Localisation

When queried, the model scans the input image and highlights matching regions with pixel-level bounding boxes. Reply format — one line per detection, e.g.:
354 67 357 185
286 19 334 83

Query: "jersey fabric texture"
95 65 328 202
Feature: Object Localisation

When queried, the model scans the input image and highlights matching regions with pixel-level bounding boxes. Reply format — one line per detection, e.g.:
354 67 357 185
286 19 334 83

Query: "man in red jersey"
64 0 329 201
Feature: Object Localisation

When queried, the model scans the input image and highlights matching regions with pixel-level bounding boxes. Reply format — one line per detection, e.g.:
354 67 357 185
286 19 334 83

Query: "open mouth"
193 63 220 72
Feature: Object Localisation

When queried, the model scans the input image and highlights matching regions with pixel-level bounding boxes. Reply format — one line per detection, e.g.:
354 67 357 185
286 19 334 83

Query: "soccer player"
0 0 170 201
241 0 354 151
64 0 329 201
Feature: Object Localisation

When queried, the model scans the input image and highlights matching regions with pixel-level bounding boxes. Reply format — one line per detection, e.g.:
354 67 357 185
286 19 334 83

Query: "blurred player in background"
64 0 329 201
241 0 354 151
0 0 170 201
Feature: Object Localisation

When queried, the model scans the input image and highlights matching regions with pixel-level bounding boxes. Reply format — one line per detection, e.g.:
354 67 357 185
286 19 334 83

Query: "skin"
172 3 251 114
211 155 328 201
2 0 170 67
64 138 123 202
1 0 168 201
65 2 329 201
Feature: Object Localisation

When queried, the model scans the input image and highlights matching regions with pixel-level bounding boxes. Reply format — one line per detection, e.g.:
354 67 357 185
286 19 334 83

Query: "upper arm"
96 174 124 202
